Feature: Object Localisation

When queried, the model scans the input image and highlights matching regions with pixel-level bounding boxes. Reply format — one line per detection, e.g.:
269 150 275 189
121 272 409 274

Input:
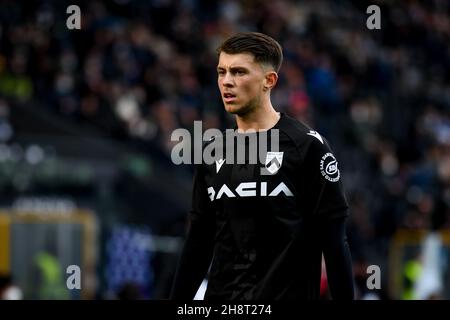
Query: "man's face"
217 52 267 116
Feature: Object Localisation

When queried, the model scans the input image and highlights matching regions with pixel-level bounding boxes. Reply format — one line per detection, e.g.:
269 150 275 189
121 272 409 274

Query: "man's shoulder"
278 113 325 148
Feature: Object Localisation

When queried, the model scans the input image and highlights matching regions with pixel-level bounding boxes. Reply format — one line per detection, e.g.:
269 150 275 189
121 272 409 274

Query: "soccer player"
170 32 354 300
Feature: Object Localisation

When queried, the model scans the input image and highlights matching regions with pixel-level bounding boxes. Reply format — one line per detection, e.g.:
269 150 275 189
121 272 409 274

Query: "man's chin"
224 104 240 114
224 104 251 116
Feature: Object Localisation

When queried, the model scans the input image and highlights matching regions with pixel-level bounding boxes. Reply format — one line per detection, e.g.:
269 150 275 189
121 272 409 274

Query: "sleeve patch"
320 153 340 182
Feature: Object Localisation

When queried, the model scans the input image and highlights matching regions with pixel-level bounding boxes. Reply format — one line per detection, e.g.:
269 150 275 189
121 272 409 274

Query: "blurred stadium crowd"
0 0 449 300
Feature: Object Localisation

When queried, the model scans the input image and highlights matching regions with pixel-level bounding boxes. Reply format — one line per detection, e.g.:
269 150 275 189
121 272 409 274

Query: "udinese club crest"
264 152 284 175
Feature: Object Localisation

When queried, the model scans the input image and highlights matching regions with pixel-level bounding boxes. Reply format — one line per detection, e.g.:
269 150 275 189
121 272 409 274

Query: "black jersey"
172 112 350 300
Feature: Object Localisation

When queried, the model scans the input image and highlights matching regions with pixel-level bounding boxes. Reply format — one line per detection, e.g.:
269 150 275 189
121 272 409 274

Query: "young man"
171 32 354 300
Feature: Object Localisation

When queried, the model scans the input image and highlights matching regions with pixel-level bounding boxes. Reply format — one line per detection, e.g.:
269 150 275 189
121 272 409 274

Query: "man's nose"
222 72 234 87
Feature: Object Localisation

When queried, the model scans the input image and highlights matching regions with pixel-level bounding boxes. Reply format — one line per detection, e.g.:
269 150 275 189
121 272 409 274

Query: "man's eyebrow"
217 66 248 71
230 66 247 70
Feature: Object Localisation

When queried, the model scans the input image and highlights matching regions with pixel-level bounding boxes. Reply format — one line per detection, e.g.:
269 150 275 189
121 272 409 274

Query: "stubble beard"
225 96 260 117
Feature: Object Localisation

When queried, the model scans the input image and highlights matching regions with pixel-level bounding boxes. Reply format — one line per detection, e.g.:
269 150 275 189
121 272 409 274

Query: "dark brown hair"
216 32 283 72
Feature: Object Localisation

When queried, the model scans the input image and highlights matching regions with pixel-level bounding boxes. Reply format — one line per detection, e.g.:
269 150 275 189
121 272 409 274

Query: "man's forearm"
322 217 354 300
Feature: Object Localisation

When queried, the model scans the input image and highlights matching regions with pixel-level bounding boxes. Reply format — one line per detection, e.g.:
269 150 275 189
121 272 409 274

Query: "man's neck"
235 102 280 132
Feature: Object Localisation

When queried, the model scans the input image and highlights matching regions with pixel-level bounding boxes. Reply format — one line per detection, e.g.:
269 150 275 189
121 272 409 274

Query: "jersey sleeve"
170 164 216 299
298 135 349 221
321 216 355 299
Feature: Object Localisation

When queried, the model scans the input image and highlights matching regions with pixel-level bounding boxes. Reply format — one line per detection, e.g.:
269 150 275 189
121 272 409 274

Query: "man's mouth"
223 93 237 102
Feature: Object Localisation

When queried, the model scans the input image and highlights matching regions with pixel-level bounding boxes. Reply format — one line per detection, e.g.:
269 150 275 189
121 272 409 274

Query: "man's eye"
236 70 245 75
218 71 225 76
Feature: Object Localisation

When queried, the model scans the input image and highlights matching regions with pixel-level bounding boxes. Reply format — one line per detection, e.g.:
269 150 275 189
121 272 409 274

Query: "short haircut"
216 32 283 72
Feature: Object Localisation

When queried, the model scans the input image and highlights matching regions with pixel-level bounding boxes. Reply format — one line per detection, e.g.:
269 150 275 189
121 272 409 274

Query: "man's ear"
263 71 278 91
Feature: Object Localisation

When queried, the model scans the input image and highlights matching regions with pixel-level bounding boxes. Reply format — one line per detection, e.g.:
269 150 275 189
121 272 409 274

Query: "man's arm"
321 216 354 300
299 133 354 299
170 165 216 299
